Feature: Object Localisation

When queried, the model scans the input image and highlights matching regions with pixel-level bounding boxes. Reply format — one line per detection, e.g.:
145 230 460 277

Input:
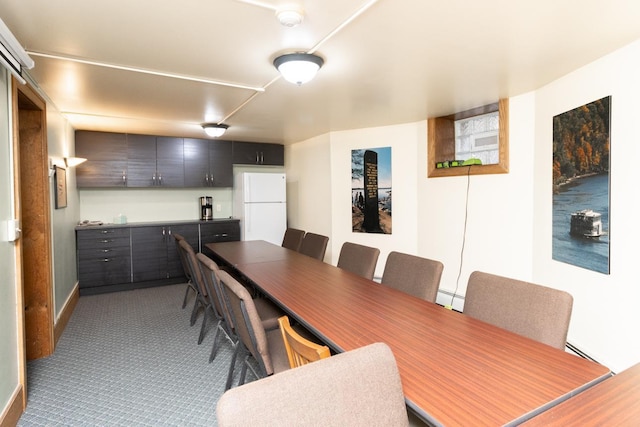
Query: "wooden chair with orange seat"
277 316 330 369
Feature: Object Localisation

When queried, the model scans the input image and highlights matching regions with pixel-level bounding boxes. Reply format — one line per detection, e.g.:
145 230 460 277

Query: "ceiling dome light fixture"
202 123 229 138
273 53 324 86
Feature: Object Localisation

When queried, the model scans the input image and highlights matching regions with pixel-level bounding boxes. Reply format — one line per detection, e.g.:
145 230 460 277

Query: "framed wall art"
552 96 610 274
54 165 67 209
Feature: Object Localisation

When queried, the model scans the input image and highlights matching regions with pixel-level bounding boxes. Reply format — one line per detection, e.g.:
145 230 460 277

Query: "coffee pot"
199 196 213 220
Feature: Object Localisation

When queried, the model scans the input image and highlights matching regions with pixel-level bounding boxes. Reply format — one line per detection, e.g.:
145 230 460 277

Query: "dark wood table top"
206 241 612 426
520 362 640 426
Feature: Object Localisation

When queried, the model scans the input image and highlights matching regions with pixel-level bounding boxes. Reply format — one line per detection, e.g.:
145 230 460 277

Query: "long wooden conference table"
206 240 611 426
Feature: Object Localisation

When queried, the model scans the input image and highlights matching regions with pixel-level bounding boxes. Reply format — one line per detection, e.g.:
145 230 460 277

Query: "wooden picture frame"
54 165 67 208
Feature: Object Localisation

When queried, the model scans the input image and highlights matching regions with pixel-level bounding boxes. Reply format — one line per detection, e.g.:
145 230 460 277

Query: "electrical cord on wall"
447 166 472 309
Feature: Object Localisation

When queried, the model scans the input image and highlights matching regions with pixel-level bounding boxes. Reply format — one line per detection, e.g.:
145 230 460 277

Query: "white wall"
533 39 640 373
418 94 536 309
0 68 21 422
285 134 333 261
79 188 234 223
329 123 422 278
287 41 640 372
47 104 81 319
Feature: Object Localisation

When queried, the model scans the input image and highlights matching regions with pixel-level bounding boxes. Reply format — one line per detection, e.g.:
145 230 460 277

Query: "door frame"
12 77 54 373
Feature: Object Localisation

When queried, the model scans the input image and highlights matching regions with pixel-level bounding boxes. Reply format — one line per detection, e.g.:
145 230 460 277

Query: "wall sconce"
64 157 87 167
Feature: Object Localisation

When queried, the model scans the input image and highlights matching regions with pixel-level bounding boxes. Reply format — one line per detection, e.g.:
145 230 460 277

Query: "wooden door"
14 80 54 361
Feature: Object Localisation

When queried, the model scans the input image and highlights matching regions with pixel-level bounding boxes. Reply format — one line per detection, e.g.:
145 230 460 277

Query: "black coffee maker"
200 196 213 220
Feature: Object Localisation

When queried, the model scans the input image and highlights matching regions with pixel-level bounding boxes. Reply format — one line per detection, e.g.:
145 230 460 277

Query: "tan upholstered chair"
179 239 214 343
173 233 197 310
281 228 305 251
217 270 290 389
197 253 284 362
381 251 444 302
196 253 235 362
299 232 329 261
278 316 330 369
464 271 573 350
216 342 409 427
336 242 380 280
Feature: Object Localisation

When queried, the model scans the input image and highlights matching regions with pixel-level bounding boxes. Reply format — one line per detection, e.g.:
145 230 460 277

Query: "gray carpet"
18 283 242 426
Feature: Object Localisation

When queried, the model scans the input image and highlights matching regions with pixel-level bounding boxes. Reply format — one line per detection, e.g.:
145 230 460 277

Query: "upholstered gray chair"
196 253 235 362
173 233 197 310
216 342 409 427
179 239 214 343
197 253 284 361
381 251 444 302
281 228 305 252
217 269 290 390
336 242 380 280
464 271 573 350
299 232 329 261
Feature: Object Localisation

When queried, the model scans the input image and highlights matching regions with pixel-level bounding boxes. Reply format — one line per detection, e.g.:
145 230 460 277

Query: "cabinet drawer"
79 256 131 287
77 228 130 250
200 222 240 244
78 246 131 261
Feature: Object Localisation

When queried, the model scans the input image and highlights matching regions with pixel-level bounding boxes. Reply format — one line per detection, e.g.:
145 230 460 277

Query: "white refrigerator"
234 172 287 245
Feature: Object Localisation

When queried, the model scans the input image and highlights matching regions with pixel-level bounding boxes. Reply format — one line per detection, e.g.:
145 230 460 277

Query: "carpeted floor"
17 283 241 426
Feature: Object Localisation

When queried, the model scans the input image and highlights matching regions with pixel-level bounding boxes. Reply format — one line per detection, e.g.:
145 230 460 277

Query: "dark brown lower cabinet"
77 220 239 295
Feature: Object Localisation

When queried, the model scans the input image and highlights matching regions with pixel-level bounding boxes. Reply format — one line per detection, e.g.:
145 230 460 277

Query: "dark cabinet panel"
200 220 241 259
209 140 233 186
166 224 200 278
183 138 210 187
126 134 157 187
156 137 184 187
232 141 284 166
184 138 233 187
77 221 238 295
131 223 199 282
75 131 128 187
77 228 131 288
131 226 167 282
127 135 184 187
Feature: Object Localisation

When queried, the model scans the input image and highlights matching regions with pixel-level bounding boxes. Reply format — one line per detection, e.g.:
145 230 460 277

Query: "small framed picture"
54 166 67 209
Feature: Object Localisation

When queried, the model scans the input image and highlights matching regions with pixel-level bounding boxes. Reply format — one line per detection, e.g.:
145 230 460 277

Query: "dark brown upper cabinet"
183 138 233 187
75 131 128 187
232 141 284 166
127 134 184 187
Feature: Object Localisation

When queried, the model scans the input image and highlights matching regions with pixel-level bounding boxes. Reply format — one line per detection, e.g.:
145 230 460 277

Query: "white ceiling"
2 0 640 144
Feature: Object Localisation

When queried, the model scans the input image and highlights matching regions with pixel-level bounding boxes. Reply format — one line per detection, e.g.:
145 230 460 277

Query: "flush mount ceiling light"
202 123 229 138
273 53 324 86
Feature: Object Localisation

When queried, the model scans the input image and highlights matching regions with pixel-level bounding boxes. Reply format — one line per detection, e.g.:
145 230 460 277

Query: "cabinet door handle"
158 173 162 185
102 258 111 262
100 239 114 243
205 173 209 184
122 171 127 185
101 249 111 253
261 152 264 164
256 152 259 163
100 230 114 234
